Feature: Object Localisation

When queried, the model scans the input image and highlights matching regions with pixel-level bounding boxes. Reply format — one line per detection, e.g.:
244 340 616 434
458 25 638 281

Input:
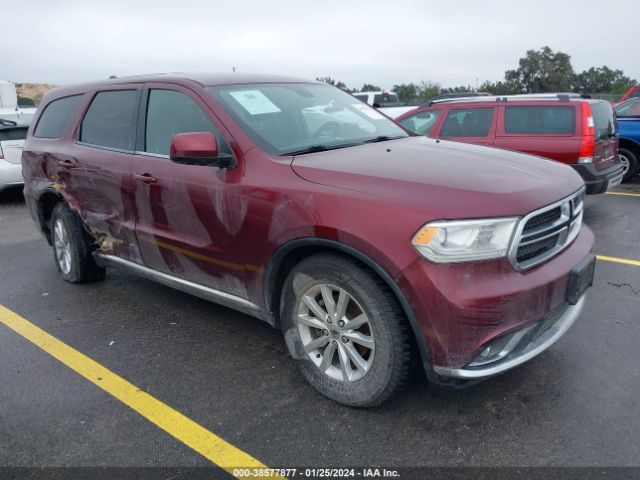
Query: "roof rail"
429 92 588 106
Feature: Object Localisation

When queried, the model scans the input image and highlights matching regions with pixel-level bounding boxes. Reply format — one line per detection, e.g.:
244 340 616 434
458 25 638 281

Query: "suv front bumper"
397 226 594 382
572 162 624 195
432 296 585 379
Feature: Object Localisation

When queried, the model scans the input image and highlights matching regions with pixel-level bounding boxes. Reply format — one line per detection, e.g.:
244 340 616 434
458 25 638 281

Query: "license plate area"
567 254 595 304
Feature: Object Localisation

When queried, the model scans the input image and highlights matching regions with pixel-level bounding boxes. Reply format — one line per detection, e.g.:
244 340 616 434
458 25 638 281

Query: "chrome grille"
509 188 585 271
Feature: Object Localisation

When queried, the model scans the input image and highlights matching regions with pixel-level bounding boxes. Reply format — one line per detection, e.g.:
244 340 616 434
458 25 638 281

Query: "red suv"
22 74 594 406
397 94 623 194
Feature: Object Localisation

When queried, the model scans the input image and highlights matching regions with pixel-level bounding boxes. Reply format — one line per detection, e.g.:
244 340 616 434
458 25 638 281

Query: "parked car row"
614 98 640 179
20 74 596 406
394 94 626 190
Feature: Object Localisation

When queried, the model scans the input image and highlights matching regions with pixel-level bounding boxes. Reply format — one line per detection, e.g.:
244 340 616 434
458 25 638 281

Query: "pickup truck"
615 97 640 180
0 80 36 125
352 90 417 118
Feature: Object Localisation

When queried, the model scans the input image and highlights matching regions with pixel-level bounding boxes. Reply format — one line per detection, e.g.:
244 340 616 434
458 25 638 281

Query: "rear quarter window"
79 90 139 150
505 106 575 135
399 110 441 136
34 95 83 139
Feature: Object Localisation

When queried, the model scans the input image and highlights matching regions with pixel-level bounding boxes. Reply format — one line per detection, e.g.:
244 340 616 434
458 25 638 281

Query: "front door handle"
134 173 158 184
58 160 77 169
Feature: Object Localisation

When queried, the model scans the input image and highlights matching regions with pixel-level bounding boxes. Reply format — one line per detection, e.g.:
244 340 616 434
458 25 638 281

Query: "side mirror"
169 132 235 168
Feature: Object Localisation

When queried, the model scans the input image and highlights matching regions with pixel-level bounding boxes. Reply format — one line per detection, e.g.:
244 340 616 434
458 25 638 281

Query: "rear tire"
619 148 639 182
281 253 410 407
50 203 105 283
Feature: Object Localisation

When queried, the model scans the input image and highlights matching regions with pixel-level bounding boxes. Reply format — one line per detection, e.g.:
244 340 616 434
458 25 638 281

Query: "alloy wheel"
619 152 630 176
296 284 375 382
53 219 72 275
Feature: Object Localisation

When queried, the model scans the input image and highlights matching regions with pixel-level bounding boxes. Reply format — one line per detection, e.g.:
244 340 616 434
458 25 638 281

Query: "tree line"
318 46 637 102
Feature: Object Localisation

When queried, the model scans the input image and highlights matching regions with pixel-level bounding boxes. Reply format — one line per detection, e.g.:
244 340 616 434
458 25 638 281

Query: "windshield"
206 83 408 155
615 98 640 116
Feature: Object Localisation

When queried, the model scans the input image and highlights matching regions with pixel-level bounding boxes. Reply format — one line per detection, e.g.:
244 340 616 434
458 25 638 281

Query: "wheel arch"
619 137 640 158
36 188 65 244
264 237 436 379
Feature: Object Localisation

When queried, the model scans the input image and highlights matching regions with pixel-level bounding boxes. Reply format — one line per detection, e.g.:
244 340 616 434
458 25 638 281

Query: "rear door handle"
134 173 158 184
58 160 77 169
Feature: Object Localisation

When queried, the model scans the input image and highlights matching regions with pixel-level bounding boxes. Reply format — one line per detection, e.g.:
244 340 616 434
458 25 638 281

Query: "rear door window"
80 90 139 150
34 95 83 139
504 106 575 135
440 107 493 137
144 89 230 156
399 110 441 136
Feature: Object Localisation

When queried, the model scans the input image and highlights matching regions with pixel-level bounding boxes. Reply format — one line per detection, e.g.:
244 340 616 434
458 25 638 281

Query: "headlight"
412 218 519 263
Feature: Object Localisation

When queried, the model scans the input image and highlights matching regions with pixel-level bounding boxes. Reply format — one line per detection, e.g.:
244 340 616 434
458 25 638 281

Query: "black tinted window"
505 106 575 135
34 95 82 139
373 94 399 104
0 127 28 141
145 89 229 156
399 110 441 136
441 107 493 137
591 101 616 140
80 90 138 150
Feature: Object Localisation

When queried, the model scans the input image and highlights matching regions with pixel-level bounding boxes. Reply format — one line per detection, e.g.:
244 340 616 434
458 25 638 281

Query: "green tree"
573 66 636 94
504 46 575 93
417 81 441 99
315 77 351 92
478 80 519 95
392 83 419 102
17 96 35 106
359 83 382 92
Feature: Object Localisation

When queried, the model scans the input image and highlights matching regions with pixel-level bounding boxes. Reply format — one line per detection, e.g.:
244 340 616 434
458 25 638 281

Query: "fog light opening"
468 327 531 367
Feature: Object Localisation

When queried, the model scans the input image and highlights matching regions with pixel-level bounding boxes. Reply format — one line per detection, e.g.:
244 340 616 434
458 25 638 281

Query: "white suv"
0 120 27 192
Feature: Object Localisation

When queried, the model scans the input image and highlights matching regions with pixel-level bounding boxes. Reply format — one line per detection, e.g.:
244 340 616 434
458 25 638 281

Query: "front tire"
619 148 639 182
50 203 105 283
281 253 410 407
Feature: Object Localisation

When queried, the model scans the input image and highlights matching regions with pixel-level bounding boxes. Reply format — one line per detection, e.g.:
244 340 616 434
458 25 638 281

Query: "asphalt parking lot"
1 180 639 478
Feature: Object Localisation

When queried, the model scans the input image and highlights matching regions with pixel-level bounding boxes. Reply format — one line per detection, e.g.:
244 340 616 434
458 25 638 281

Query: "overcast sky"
3 0 638 89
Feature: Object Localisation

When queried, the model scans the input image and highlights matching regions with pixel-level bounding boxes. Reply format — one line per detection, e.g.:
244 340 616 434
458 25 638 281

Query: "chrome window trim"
507 186 585 271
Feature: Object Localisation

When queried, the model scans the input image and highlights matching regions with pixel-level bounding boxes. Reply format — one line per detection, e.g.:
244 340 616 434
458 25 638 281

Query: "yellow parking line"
0 305 283 479
596 255 640 267
605 191 640 197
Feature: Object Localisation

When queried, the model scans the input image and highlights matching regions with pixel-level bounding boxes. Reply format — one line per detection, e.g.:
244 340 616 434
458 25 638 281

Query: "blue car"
615 98 640 181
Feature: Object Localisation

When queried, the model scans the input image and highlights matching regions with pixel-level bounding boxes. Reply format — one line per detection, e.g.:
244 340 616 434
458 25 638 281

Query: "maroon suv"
396 94 623 193
22 74 595 406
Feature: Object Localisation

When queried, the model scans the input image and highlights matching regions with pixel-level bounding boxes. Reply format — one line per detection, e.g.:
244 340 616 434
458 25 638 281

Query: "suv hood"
290 137 584 219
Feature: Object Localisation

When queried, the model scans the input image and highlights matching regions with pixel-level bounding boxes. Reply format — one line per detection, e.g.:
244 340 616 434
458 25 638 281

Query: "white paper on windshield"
229 90 281 115
351 103 385 120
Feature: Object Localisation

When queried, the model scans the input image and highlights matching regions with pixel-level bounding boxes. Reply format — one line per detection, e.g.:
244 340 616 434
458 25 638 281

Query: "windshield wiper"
281 144 357 156
361 135 405 144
